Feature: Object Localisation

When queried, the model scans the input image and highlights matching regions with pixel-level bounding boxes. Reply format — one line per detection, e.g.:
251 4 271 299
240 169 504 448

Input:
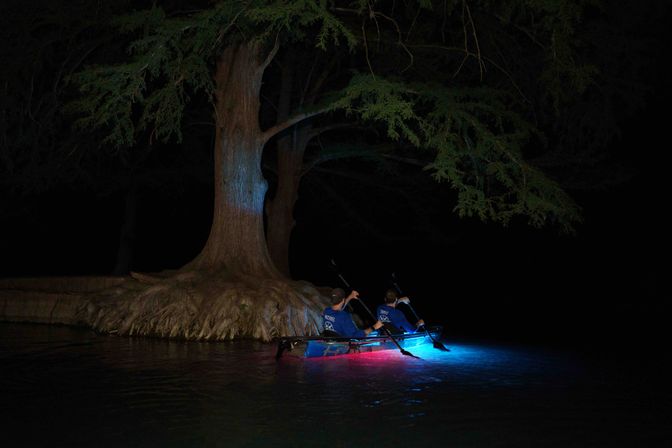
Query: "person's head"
384 289 398 304
330 288 346 308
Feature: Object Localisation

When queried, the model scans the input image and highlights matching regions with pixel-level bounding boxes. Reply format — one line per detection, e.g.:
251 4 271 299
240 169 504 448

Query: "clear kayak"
275 326 443 359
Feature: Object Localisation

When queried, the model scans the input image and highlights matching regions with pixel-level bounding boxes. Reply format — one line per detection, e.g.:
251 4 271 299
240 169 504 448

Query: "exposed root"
77 272 330 341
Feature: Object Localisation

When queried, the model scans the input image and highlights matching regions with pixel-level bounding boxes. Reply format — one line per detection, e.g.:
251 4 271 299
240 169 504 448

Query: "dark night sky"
0 1 669 349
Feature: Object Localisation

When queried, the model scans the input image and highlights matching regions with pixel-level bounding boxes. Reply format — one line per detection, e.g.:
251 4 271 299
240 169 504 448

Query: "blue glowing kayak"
275 326 443 358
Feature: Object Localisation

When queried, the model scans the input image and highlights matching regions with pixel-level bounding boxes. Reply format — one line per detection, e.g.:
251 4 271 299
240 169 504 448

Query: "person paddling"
376 289 424 334
322 288 384 337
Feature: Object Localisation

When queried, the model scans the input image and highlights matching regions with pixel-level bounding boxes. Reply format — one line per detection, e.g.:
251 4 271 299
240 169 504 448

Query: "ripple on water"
0 324 669 447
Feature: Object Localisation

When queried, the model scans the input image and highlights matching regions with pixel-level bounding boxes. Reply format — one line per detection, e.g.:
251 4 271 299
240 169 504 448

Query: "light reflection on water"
0 324 668 447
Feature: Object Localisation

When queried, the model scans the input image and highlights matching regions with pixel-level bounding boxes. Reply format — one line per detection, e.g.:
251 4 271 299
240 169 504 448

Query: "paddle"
329 259 420 359
391 273 450 352
328 259 358 314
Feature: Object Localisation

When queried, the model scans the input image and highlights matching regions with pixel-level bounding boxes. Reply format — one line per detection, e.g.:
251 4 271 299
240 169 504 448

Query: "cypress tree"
55 1 592 339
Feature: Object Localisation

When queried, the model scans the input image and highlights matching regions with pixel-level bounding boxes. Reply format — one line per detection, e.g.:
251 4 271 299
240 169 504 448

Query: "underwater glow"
5 324 632 448
302 340 504 366
296 339 575 395
408 341 495 363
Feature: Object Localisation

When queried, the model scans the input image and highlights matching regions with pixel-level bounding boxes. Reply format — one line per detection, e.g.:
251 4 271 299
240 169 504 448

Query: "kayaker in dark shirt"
376 289 424 334
322 288 383 337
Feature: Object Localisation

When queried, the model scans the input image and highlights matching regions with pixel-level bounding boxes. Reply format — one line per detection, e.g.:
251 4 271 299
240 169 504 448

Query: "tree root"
82 272 330 341
1 272 330 342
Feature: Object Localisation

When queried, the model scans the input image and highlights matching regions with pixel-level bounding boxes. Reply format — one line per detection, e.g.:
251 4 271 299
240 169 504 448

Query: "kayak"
275 326 443 359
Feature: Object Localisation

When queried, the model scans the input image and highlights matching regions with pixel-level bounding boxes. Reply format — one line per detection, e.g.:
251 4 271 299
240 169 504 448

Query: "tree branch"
305 55 339 105
307 122 363 140
261 108 329 143
373 11 414 72
408 44 530 103
259 34 280 72
379 153 426 167
463 1 485 81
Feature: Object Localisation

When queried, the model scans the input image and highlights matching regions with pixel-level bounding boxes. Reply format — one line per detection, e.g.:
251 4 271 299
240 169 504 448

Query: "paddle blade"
400 348 421 359
275 340 287 360
433 340 451 352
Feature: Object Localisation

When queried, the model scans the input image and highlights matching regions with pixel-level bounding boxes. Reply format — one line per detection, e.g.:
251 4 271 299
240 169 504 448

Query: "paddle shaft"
329 260 359 313
391 279 424 321
356 296 420 358
391 277 449 352
330 260 419 358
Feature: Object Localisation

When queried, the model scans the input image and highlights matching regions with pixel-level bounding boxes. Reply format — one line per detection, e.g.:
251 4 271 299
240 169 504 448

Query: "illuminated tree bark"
187 42 280 278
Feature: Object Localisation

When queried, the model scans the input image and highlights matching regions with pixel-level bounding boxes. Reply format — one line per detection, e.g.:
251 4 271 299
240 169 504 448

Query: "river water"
0 323 669 447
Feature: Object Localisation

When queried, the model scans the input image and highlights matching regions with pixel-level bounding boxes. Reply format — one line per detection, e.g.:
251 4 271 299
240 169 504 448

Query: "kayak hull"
276 326 443 359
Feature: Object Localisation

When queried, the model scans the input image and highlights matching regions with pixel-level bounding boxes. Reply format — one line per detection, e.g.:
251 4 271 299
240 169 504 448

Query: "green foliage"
328 74 423 146
331 75 581 231
247 0 358 49
68 1 357 148
67 5 216 147
67 0 594 232
67 62 147 147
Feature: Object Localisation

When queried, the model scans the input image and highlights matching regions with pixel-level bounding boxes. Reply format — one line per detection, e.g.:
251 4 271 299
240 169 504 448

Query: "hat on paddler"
330 288 346 304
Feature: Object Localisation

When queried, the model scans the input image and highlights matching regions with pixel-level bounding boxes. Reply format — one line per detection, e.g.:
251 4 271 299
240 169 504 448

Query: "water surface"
0 324 669 447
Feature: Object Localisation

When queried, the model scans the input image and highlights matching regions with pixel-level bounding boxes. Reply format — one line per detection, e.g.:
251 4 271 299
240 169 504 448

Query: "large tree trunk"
187 43 279 279
0 42 331 341
265 53 312 277
266 126 311 277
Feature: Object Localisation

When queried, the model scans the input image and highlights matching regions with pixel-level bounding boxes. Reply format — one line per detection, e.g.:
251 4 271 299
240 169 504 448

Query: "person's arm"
344 290 359 307
364 320 384 336
396 297 425 331
392 308 417 333
337 311 368 338
338 312 383 337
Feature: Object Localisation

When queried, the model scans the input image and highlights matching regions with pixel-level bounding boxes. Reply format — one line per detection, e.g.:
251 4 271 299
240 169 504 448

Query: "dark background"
0 2 668 355
1 91 667 352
